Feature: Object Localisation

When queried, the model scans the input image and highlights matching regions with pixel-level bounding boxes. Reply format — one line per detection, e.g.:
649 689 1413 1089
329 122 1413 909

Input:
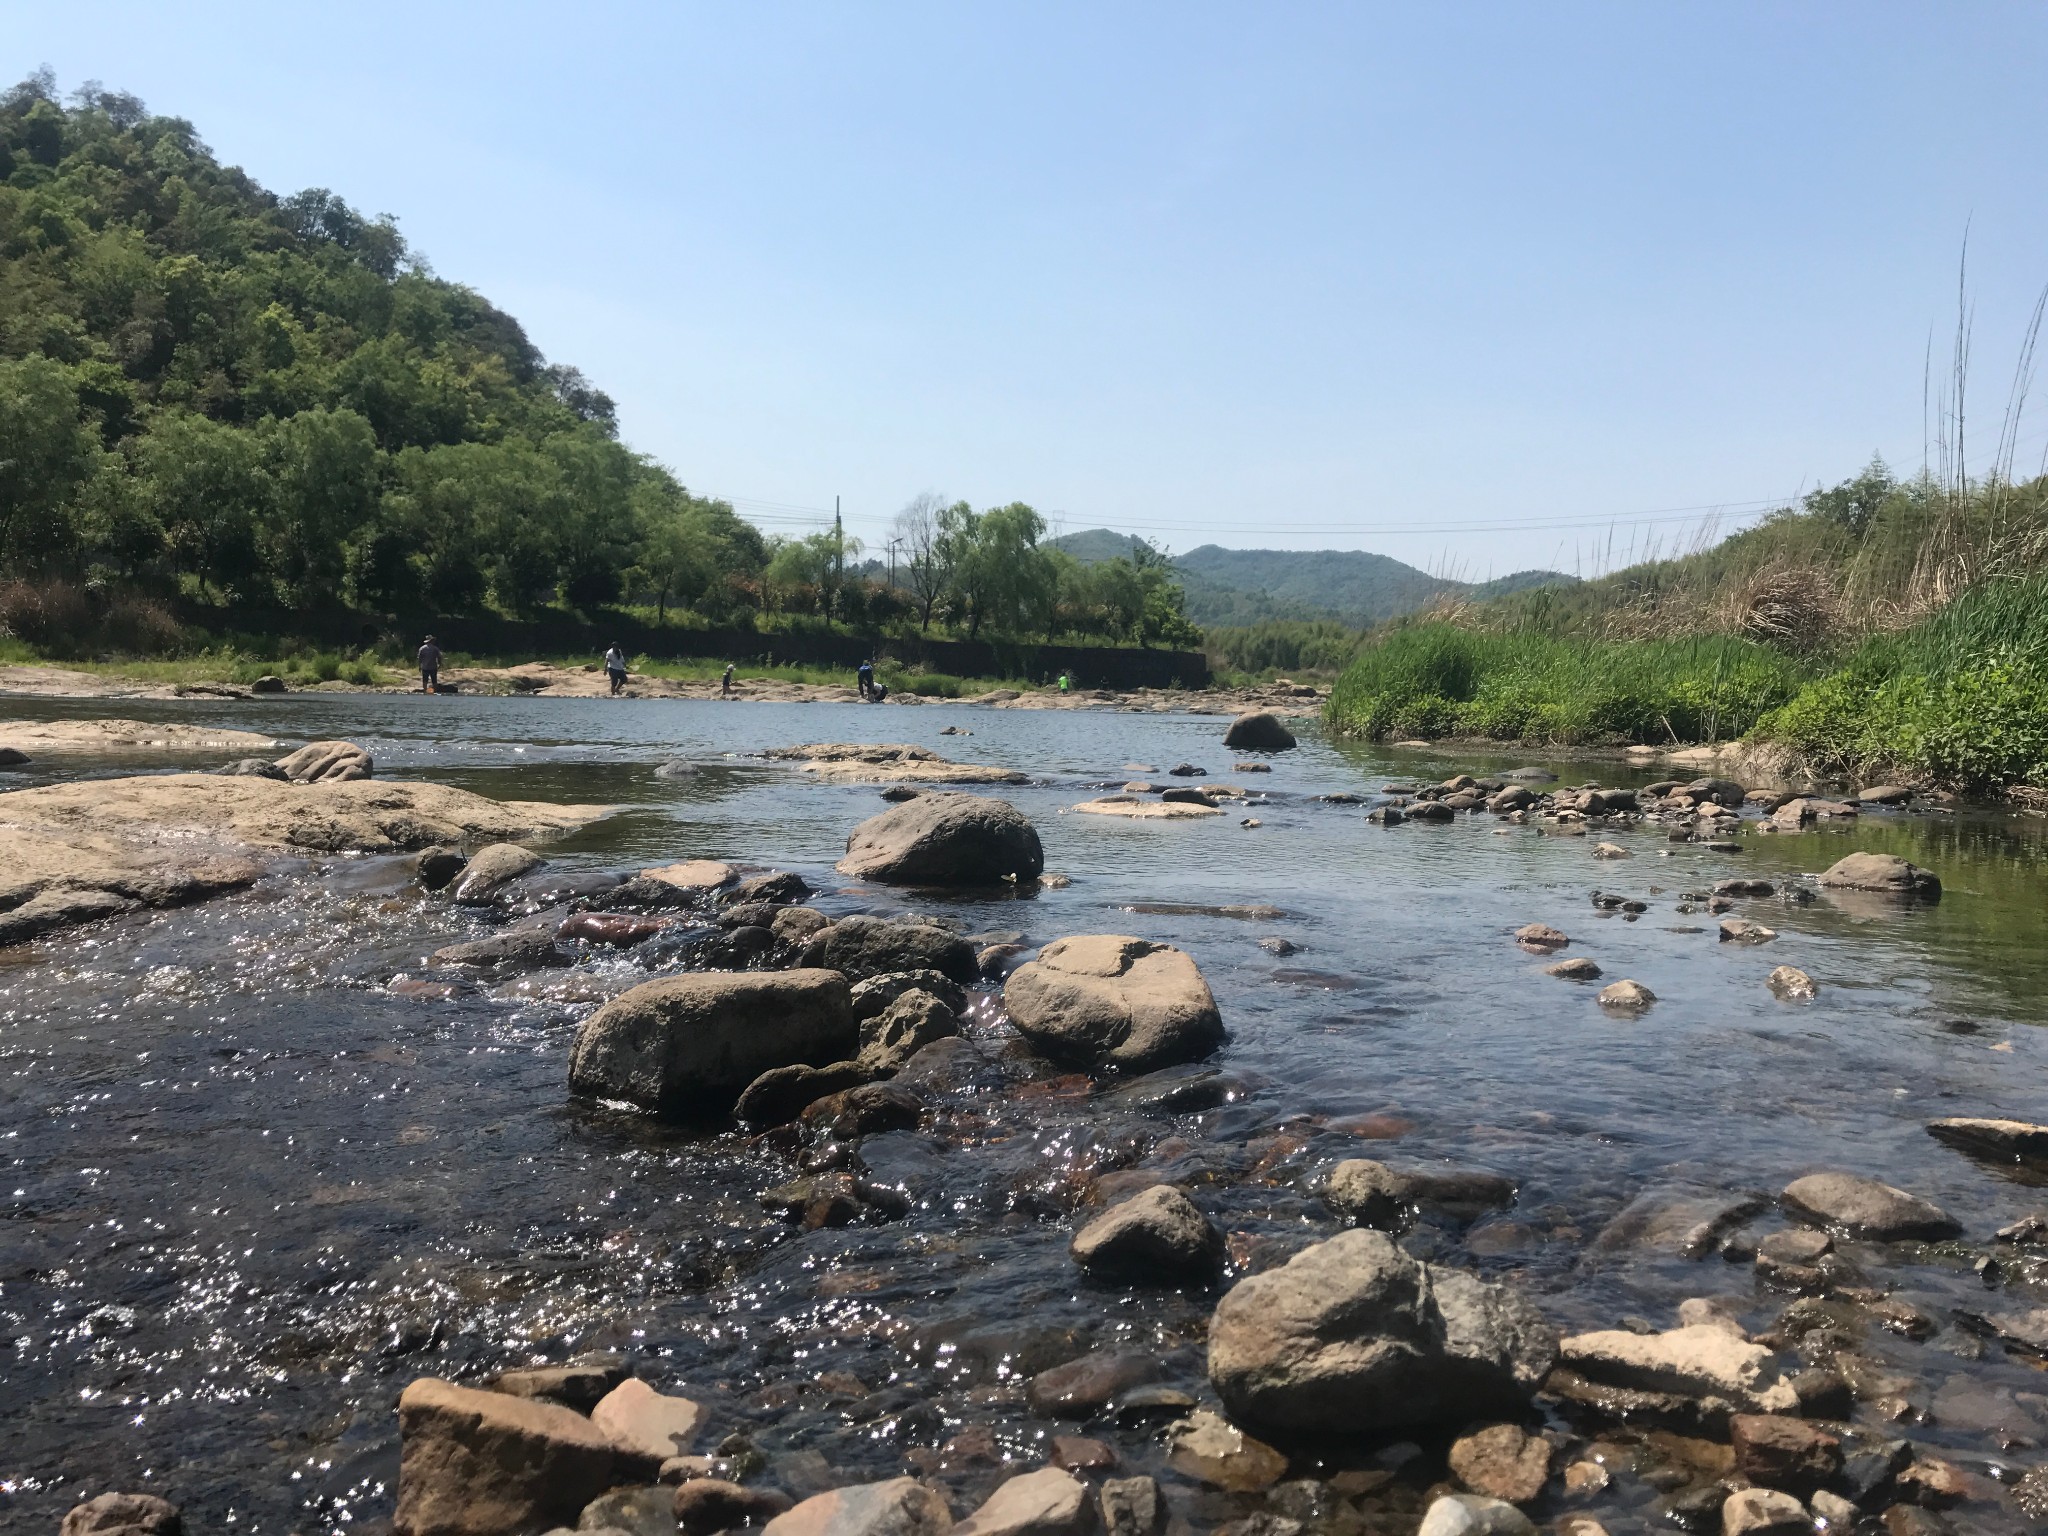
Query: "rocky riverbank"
25 712 2048 1536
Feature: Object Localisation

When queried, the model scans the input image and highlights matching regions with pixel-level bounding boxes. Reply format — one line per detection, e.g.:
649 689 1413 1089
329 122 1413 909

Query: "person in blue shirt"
857 659 875 700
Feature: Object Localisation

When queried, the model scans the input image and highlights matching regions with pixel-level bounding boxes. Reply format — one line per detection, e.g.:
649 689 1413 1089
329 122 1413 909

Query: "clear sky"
13 3 2048 575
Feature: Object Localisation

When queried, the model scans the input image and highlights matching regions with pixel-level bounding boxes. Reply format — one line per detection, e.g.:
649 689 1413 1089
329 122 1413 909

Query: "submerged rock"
1164 1408 1290 1492
1070 1185 1222 1280
1207 1228 1557 1437
1222 712 1298 752
569 970 856 1115
1767 966 1818 1000
1323 1159 1516 1228
838 792 1044 885
736 1060 871 1126
1514 923 1569 951
430 928 567 972
1781 1172 1962 1240
1449 1423 1552 1503
1928 1116 2048 1169
1005 935 1225 1071
395 1377 621 1536
1597 979 1656 1012
1416 1495 1536 1536
1546 957 1602 980
952 1468 1091 1536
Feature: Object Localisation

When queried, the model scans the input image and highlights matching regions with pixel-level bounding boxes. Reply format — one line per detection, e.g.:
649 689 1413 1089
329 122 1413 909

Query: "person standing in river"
722 662 735 697
857 658 875 700
604 645 627 696
417 635 442 694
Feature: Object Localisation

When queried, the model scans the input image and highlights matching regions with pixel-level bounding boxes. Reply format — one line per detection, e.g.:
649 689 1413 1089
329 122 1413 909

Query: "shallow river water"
7 695 2048 1536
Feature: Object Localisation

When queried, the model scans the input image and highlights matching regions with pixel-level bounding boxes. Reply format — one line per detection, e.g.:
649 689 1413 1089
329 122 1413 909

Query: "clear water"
6 695 2048 1533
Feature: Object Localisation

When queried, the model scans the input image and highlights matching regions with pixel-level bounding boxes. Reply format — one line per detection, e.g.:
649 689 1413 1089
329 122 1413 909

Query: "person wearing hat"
417 635 442 694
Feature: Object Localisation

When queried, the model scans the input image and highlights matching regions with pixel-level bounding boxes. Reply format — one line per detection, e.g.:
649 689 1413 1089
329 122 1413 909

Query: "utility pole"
833 496 844 621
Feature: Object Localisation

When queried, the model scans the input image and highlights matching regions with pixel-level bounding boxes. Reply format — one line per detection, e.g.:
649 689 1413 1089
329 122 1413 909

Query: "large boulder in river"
1222 712 1297 752
1004 935 1224 1071
801 915 979 984
1207 1228 1557 1438
569 969 856 1115
837 792 1043 885
1818 852 1940 897
395 1376 622 1536
274 740 374 782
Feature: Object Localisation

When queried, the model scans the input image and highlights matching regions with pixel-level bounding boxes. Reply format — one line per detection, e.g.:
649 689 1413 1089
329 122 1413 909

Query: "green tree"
139 409 268 599
261 405 379 603
0 354 101 571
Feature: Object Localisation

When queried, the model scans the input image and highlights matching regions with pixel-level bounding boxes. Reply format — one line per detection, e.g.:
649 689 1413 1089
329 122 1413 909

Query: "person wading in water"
604 645 628 696
417 636 442 694
722 663 735 697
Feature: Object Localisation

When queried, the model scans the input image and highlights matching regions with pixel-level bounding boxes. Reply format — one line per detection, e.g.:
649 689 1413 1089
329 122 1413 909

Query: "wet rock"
1408 801 1455 822
654 759 698 778
248 674 288 693
1223 712 1298 752
1050 1436 1117 1472
1715 879 1776 897
1026 1351 1161 1418
1556 1325 1798 1412
1323 1159 1516 1228
1730 1414 1841 1495
761 1477 952 1536
1781 1172 1962 1241
1810 1491 1858 1527
1005 935 1225 1071
275 739 374 782
396 1376 621 1536
1719 919 1776 944
673 1480 791 1535
1207 1228 1558 1437
856 991 960 1076
1679 1297 1748 1335
1168 763 1207 777
591 1377 708 1463
642 860 736 894
453 842 543 905
1592 1189 1767 1258
729 871 813 906
557 913 667 947
838 792 1044 885
1159 786 1218 807
802 1080 925 1139
772 906 832 943
1448 1423 1552 1502
1859 785 1913 805
1593 842 1630 859
1164 1408 1290 1491
952 1468 1092 1536
1487 786 1535 812
1415 1494 1537 1536
582 1484 678 1536
569 969 857 1115
1596 979 1655 1011
1546 957 1602 980
414 846 467 891
758 1171 882 1227
1818 853 1940 897
1767 966 1817 1000
488 1353 632 1412
1514 923 1570 951
219 756 289 778
737 1060 872 1127
803 916 980 985
1098 1478 1163 1536
980 943 1031 977
1100 1063 1246 1113
60 1494 183 1536
1895 1458 1970 1508
1927 1116 2048 1169
430 928 568 972
1070 1184 1222 1280
1562 1461 1611 1500
1721 1488 1806 1536
849 969 969 1019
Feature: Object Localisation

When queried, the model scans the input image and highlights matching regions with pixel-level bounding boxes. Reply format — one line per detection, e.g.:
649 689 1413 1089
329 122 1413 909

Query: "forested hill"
0 72 762 620
1052 529 1575 627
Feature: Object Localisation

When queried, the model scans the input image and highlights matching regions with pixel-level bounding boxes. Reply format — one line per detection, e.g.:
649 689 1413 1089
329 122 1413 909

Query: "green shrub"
1325 624 1804 745
309 652 343 682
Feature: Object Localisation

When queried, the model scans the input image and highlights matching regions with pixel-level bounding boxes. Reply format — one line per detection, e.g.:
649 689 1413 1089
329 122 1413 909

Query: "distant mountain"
1050 529 1575 628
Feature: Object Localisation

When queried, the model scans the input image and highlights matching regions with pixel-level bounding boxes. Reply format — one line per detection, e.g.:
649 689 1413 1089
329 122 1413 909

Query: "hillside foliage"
0 74 1198 656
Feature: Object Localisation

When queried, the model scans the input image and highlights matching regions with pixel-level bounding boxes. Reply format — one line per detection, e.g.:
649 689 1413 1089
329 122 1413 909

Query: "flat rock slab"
762 1477 952 1536
769 741 1028 784
590 1376 707 1461
1073 797 1222 819
1928 1117 2048 1168
951 1468 1090 1536
1557 1324 1798 1412
0 717 279 754
641 859 736 891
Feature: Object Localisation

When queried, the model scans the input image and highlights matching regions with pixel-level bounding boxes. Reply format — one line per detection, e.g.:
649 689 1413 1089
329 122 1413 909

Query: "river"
5 694 2048 1535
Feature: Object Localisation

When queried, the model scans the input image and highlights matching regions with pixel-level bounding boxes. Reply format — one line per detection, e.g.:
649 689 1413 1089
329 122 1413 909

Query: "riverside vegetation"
0 74 1196 669
1324 458 2048 794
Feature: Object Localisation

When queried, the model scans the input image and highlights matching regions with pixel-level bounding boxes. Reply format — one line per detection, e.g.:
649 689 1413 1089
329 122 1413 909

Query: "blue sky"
14 3 2048 574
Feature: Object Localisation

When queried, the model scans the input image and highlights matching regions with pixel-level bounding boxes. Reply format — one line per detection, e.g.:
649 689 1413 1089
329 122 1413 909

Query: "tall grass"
1325 624 1806 745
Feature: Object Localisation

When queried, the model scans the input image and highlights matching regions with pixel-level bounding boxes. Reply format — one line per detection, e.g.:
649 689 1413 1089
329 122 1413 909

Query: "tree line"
0 73 1198 651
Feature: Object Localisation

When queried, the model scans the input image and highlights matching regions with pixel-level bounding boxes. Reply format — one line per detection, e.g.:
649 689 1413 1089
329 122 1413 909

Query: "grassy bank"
1324 625 1806 746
